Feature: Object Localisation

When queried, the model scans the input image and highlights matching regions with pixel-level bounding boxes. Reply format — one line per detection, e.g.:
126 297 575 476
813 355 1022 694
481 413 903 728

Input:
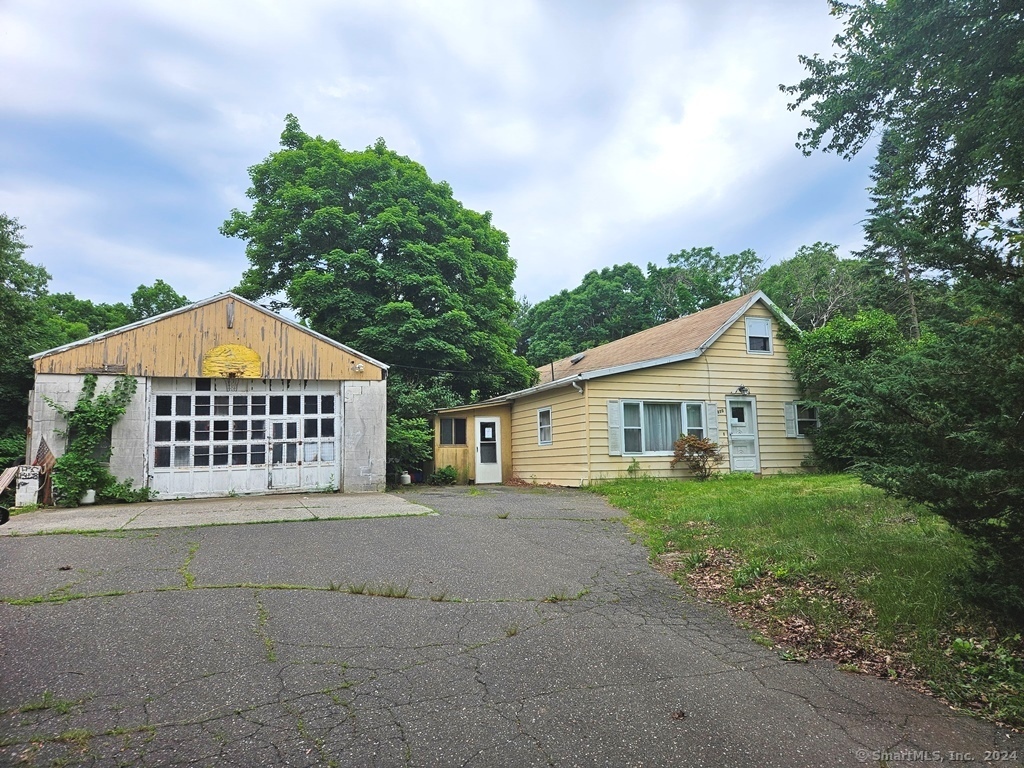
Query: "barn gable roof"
31 292 388 380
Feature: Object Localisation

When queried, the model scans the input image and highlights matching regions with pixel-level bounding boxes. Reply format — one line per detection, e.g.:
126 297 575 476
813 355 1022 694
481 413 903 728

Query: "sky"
0 0 875 309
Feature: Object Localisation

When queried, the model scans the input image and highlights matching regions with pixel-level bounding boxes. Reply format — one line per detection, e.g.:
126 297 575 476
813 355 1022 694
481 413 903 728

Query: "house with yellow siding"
433 291 815 486
29 293 388 499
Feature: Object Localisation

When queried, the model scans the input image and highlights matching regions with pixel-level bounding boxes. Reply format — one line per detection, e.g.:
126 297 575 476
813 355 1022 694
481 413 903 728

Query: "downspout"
578 377 591 486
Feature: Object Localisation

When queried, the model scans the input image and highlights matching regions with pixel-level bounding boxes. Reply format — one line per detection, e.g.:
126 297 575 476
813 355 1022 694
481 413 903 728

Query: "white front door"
475 418 502 484
727 398 760 473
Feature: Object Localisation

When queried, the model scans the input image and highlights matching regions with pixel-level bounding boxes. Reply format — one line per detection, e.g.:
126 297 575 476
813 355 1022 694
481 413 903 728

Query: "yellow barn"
433 291 816 485
28 293 388 499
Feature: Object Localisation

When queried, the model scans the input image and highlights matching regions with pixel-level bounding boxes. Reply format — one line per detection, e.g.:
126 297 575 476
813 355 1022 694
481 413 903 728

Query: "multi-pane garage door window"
152 393 337 469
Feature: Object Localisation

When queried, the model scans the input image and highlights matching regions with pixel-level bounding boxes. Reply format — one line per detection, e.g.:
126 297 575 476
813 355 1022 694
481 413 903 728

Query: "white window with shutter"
705 402 719 442
608 399 713 455
785 401 819 437
607 400 622 455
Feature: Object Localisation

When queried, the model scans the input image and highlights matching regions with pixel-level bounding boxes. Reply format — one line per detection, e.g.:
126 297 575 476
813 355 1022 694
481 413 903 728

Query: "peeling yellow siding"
33 296 384 381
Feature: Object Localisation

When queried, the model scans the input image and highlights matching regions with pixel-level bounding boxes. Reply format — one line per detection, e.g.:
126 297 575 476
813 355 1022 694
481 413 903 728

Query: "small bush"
428 465 458 486
99 479 155 504
670 434 724 480
0 435 26 469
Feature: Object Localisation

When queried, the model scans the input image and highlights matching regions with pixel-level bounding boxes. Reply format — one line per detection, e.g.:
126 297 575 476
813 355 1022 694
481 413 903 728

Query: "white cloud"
0 0 866 309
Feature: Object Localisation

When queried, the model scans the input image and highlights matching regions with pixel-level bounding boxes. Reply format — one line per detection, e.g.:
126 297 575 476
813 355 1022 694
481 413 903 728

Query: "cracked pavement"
0 486 1019 767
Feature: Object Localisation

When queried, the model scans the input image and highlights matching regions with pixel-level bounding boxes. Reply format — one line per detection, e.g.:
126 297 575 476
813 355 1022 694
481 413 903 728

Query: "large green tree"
517 249 764 367
222 116 534 471
783 0 1024 281
653 247 763 317
0 214 50 462
516 264 656 366
127 279 189 321
37 293 132 338
785 0 1024 612
223 116 533 399
757 242 868 330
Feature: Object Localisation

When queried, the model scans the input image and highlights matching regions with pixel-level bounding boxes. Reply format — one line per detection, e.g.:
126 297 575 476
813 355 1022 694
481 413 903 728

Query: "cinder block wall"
341 379 386 492
30 374 148 491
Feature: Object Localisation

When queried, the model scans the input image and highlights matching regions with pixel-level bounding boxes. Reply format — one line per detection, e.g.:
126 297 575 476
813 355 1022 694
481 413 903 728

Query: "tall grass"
593 473 1023 726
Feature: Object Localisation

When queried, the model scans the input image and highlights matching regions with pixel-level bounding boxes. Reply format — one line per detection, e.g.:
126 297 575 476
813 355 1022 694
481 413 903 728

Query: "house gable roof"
31 292 389 380
437 291 794 411
536 291 788 384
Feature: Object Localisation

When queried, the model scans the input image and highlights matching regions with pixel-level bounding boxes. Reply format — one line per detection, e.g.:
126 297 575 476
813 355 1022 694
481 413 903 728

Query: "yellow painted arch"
201 344 262 378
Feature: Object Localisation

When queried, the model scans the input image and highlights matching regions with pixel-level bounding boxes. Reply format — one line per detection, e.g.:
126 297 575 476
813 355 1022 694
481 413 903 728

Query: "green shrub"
428 465 458 486
0 434 25 469
670 434 724 480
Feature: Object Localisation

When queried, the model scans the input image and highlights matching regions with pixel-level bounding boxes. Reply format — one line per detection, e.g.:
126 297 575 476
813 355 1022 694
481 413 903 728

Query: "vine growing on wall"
46 374 151 506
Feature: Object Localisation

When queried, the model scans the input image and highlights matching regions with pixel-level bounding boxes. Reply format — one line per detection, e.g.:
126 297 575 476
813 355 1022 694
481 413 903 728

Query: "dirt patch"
655 548 930 691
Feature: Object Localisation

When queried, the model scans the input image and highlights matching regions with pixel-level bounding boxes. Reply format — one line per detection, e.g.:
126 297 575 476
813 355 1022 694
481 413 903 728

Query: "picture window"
620 401 705 454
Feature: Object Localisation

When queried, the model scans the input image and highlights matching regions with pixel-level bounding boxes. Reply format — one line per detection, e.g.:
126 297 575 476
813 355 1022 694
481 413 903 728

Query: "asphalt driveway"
0 486 1018 767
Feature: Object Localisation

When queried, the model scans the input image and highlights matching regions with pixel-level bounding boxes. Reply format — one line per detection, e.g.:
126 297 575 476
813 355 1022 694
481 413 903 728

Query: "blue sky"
0 0 873 308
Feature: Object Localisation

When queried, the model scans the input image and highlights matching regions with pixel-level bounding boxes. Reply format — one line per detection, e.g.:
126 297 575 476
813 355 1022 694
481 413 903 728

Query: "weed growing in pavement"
368 582 410 598
15 691 82 715
254 593 276 662
180 542 200 589
345 581 410 598
542 587 589 604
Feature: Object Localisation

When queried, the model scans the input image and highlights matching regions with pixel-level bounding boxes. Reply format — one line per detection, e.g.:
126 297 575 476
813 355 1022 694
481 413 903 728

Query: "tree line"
0 213 189 466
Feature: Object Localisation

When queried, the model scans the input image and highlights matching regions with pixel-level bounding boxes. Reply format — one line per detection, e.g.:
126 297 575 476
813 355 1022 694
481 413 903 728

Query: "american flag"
34 437 56 474
33 437 56 505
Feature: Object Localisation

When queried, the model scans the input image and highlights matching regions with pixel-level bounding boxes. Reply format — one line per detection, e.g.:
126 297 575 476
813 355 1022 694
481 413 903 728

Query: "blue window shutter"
784 401 798 438
705 402 719 443
607 400 622 456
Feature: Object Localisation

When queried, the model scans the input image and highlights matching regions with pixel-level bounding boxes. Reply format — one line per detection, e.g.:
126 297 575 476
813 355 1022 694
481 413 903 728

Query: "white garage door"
148 378 341 498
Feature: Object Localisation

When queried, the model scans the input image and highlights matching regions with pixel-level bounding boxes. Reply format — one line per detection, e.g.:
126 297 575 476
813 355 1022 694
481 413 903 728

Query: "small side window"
745 317 772 354
797 404 819 436
538 408 552 445
785 401 820 437
440 417 467 445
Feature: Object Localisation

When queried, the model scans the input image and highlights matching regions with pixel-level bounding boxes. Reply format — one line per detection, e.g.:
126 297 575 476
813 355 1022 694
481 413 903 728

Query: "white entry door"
269 420 301 490
475 418 502 484
726 398 760 473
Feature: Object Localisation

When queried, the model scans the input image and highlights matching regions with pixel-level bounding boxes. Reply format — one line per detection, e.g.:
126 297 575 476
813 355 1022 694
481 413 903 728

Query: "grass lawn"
592 473 1024 728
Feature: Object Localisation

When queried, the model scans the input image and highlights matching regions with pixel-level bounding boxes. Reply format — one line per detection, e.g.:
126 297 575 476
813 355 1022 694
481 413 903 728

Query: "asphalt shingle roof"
536 292 759 384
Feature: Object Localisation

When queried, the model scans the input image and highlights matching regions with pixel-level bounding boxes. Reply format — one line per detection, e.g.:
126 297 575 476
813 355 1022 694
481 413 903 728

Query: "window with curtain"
620 401 704 454
538 408 552 445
